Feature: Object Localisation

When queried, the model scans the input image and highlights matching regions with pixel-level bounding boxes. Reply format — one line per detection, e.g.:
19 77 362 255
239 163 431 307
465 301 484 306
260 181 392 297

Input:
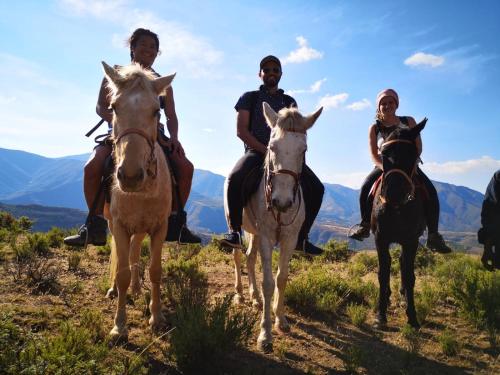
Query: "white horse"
101 62 175 341
225 102 322 352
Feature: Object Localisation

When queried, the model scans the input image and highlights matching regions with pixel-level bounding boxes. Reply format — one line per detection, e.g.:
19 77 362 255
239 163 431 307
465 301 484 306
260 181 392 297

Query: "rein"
113 128 158 178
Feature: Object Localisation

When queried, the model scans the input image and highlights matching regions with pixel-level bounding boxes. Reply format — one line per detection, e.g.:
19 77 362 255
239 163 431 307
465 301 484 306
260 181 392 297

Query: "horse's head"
263 102 322 212
102 62 175 192
380 118 427 207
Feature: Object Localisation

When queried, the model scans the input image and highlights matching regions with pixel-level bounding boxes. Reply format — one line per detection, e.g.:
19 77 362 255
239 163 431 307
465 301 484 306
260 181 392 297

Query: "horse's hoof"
257 339 273 353
105 287 117 299
149 315 167 333
109 326 128 344
274 318 290 334
233 294 244 305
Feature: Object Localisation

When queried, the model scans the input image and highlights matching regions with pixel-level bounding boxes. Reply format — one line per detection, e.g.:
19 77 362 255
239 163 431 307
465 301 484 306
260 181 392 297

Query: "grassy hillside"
0 212 498 374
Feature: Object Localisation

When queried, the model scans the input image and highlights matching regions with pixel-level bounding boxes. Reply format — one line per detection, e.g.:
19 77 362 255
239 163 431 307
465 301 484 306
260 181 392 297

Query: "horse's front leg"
257 235 275 353
401 241 419 329
148 223 167 333
247 234 262 308
109 223 131 341
375 237 391 328
233 245 244 305
130 233 146 297
273 235 295 333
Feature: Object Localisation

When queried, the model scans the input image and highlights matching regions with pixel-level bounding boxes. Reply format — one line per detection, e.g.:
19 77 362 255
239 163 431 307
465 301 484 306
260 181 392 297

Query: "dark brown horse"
371 118 427 329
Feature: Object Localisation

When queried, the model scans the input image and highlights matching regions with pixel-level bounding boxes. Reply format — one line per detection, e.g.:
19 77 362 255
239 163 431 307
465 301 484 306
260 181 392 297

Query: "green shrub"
0 310 25 374
414 281 440 324
353 252 378 272
46 227 64 248
68 252 82 271
25 257 60 295
438 329 460 356
285 266 367 317
96 241 111 256
27 232 50 256
80 309 106 343
400 324 421 354
414 246 437 272
163 257 208 308
346 303 368 327
17 216 33 231
348 261 368 278
169 294 256 374
343 345 364 374
319 240 352 263
0 211 16 230
449 266 500 335
0 228 10 243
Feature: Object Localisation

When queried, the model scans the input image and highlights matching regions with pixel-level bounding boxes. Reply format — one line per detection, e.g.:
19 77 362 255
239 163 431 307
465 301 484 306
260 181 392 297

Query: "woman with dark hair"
64 28 200 246
349 88 451 253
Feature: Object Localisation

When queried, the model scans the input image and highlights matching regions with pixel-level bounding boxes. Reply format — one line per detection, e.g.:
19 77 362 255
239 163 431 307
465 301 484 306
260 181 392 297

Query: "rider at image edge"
220 55 325 256
349 88 452 254
64 28 201 247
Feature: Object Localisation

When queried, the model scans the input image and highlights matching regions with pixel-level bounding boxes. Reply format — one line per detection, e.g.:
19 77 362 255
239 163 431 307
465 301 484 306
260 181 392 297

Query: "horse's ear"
304 107 323 130
410 117 427 139
153 73 176 96
263 102 278 128
101 61 121 85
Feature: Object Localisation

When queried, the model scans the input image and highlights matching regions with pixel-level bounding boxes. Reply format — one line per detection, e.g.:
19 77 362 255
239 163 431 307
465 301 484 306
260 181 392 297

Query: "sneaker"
295 239 324 257
426 232 452 254
64 216 107 247
349 223 370 241
219 231 243 251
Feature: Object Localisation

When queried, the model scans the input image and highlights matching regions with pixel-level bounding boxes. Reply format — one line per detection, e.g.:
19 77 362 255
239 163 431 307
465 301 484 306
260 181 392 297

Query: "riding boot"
294 229 323 256
165 210 201 244
63 215 108 247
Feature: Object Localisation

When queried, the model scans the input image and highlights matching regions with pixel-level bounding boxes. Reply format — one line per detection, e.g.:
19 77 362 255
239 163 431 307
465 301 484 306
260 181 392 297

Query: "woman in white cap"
349 88 451 253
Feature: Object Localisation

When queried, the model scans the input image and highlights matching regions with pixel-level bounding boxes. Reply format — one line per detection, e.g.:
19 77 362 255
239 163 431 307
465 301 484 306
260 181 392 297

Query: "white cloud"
420 156 500 192
202 128 215 133
282 36 323 65
422 156 500 175
404 52 445 68
287 78 326 95
317 93 349 110
346 98 371 111
60 0 223 78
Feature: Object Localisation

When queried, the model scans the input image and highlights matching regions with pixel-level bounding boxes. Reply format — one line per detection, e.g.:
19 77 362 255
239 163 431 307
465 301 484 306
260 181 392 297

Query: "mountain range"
0 148 485 249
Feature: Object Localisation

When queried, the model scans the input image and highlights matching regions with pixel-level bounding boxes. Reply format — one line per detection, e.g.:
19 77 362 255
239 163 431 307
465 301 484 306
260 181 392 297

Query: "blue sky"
1 0 499 192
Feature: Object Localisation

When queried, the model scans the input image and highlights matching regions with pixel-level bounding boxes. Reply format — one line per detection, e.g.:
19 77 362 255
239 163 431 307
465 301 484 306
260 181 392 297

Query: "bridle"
264 128 306 239
379 138 417 205
113 127 158 179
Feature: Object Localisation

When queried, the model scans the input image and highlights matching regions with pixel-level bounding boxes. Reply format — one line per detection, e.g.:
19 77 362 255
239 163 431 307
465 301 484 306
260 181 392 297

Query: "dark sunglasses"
262 67 281 74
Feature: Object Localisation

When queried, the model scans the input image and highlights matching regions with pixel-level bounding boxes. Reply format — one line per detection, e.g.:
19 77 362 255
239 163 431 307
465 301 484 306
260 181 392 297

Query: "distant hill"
0 148 485 249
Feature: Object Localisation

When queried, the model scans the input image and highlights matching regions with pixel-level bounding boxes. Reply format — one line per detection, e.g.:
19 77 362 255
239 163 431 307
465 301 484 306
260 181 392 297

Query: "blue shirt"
235 85 297 151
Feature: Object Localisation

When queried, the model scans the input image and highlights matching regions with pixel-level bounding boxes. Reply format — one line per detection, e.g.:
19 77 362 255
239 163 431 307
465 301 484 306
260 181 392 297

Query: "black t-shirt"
235 85 297 150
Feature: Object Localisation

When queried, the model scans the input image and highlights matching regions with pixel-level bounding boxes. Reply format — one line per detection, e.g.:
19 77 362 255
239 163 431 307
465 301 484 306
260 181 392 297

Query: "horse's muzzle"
272 197 293 212
117 166 145 192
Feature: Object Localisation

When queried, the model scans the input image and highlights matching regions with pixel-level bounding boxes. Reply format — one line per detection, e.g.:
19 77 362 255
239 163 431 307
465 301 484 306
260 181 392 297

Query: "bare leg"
247 234 262 308
149 223 167 332
84 145 111 214
257 235 275 353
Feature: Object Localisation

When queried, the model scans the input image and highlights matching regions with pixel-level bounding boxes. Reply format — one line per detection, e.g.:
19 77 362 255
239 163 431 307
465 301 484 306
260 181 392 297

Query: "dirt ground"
0 243 498 374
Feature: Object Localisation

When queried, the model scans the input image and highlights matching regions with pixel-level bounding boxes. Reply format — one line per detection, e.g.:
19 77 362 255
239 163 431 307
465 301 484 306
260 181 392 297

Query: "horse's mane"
106 63 157 97
274 107 308 137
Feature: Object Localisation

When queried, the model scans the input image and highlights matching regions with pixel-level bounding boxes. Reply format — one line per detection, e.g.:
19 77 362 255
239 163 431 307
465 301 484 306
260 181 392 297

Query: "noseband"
113 128 158 179
379 139 417 206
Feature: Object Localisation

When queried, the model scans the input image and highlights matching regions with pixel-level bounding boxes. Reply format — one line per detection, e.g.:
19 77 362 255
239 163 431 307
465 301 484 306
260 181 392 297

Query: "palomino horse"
101 62 175 340
371 118 427 329
226 102 322 352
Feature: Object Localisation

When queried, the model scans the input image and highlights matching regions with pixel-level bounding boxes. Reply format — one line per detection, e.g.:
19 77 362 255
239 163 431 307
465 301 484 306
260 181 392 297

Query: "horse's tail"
109 236 117 289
